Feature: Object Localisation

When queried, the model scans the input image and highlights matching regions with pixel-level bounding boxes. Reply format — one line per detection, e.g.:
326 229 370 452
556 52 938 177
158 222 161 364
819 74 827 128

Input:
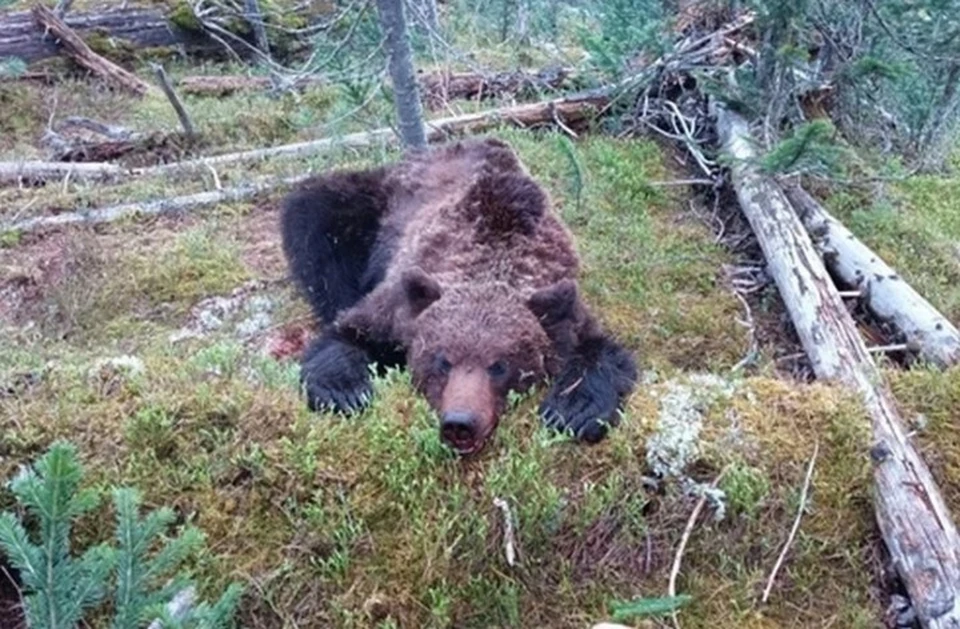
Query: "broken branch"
150 62 197 138
31 3 152 97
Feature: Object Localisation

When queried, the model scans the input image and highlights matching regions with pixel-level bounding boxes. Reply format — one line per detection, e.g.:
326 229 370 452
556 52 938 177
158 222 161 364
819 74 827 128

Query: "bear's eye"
487 360 508 380
435 354 452 374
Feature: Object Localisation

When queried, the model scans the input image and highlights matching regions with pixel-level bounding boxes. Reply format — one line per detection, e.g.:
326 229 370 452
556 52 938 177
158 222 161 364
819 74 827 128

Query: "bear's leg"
539 332 638 443
280 167 391 324
281 167 405 414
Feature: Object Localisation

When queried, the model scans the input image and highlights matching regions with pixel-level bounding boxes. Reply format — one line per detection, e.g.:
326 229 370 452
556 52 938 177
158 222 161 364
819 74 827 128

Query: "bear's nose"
440 411 479 452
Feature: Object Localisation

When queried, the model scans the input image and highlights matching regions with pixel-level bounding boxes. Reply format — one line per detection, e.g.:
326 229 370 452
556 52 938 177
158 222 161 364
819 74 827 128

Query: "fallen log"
0 89 608 186
177 67 575 109
716 103 960 628
782 182 960 369
0 160 127 185
31 3 152 96
0 6 251 64
2 173 313 234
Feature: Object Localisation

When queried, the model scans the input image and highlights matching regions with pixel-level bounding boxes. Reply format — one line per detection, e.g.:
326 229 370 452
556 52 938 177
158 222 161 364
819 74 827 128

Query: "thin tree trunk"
375 0 426 150
717 103 960 629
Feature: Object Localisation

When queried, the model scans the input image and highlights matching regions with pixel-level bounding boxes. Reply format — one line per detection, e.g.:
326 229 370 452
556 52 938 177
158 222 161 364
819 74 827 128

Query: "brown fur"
282 136 637 453
334 139 579 431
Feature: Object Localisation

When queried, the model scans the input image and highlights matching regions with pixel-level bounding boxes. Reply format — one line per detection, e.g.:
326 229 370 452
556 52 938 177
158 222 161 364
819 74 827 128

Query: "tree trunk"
375 0 427 150
0 7 225 64
716 103 960 629
782 181 960 369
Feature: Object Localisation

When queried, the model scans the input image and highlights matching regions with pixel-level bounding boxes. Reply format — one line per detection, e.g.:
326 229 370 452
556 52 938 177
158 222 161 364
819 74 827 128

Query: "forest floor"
3 32 960 629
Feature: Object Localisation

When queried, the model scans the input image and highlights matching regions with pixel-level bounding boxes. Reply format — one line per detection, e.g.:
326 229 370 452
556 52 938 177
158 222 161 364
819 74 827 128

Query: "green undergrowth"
1 344 879 627
888 365 960 517
1 130 885 626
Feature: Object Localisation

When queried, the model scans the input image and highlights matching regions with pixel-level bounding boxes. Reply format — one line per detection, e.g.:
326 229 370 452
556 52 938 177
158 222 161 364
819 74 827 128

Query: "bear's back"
382 138 580 295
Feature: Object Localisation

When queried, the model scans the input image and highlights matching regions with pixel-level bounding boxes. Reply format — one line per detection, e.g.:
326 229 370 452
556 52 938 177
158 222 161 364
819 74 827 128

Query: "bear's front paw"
539 339 637 443
300 334 374 414
539 373 622 443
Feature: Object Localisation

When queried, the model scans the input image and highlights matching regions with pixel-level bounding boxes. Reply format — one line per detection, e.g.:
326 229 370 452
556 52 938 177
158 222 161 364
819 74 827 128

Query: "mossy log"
0 5 250 64
716 103 960 628
782 181 960 369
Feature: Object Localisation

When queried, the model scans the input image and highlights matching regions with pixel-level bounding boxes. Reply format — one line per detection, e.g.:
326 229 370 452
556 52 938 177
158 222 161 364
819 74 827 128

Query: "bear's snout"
439 366 497 454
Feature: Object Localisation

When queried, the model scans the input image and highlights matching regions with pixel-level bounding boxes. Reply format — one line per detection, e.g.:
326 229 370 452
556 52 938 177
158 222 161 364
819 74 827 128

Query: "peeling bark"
717 103 960 629
783 182 960 369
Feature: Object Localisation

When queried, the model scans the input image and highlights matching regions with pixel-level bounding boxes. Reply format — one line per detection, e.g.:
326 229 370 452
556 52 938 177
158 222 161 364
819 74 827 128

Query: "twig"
762 441 820 604
53 0 73 19
149 63 196 138
668 469 727 629
867 343 911 355
493 497 517 566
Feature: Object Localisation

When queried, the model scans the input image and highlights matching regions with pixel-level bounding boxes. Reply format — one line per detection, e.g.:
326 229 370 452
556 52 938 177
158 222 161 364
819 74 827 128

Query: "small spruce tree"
0 441 242 629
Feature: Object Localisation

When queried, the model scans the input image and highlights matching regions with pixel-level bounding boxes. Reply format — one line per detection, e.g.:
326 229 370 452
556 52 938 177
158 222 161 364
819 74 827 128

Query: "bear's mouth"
439 411 497 456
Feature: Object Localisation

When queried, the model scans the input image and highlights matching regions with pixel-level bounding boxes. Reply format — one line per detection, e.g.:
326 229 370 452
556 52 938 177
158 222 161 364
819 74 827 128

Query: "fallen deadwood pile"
1 6 217 63
177 66 576 109
717 105 960 628
1 90 608 231
0 4 297 63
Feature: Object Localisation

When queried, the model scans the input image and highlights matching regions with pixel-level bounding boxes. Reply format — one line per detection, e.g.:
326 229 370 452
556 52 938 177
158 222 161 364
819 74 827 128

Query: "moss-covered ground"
2 16 960 628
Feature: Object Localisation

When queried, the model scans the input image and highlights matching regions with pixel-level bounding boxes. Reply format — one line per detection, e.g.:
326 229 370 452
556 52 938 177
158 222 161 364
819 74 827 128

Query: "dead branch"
0 90 607 187
2 173 312 234
150 63 197 138
782 181 960 369
717 103 960 629
175 67 575 110
31 3 152 97
0 160 128 185
668 470 727 629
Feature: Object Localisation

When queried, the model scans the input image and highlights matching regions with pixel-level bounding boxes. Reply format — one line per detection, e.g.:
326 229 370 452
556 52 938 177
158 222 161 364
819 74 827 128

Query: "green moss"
168 0 203 32
84 30 139 67
0 129 887 627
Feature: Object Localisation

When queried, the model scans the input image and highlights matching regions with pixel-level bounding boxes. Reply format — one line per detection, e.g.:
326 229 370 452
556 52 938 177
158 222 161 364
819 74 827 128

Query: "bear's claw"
300 333 375 415
539 336 637 443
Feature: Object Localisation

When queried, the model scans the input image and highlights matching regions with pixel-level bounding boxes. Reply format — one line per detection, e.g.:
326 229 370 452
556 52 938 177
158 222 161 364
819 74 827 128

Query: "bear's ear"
402 267 442 317
527 279 578 327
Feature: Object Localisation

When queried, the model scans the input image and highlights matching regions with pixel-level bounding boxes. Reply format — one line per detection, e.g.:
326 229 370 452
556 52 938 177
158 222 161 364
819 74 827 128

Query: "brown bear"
280 137 637 454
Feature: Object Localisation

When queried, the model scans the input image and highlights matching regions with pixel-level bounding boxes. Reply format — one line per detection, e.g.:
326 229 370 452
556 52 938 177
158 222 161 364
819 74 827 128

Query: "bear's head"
401 268 579 455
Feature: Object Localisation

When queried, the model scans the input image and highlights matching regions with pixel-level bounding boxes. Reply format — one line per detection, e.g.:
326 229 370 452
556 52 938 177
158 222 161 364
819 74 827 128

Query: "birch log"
716 103 960 629
782 182 960 369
